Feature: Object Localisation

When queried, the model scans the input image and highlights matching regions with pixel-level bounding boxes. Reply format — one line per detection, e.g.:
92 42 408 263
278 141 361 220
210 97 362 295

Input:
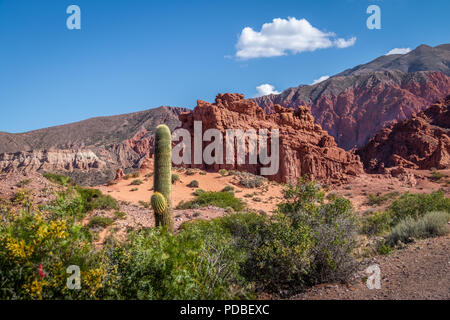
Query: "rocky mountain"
178 93 363 184
358 95 450 172
336 44 450 77
0 106 187 185
253 44 450 150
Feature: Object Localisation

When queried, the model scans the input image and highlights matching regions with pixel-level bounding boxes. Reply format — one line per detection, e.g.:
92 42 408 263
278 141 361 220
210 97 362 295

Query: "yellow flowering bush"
0 207 107 299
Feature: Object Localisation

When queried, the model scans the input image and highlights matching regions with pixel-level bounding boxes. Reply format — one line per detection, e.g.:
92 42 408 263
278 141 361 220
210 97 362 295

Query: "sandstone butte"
358 95 450 173
177 93 363 184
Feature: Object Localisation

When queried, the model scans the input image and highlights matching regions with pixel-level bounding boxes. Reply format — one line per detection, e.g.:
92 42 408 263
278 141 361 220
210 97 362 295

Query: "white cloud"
311 75 330 85
236 17 356 59
255 84 280 97
334 37 357 48
385 48 411 55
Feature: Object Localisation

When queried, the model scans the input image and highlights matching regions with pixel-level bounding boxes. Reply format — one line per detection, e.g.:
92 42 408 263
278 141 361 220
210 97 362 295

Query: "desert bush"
387 191 450 225
42 173 73 186
177 191 244 212
130 179 143 186
185 168 196 176
387 211 450 246
0 209 107 299
74 186 119 212
187 180 199 188
106 225 250 299
221 185 234 193
235 172 267 188
219 169 228 176
360 211 391 236
366 192 399 206
277 178 358 287
171 174 180 184
430 170 446 181
88 216 114 229
114 211 126 220
193 189 205 196
12 189 33 206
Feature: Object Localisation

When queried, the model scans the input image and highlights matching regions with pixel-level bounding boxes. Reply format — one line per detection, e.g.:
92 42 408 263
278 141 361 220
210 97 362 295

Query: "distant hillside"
0 106 188 185
253 44 450 150
337 44 450 77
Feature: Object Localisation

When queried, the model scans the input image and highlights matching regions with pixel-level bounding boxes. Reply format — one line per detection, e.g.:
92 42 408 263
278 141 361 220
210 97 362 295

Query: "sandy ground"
97 167 285 214
98 167 450 216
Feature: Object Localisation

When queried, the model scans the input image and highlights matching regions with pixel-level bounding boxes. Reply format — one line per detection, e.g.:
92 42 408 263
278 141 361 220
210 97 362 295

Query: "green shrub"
185 169 196 176
0 209 106 299
387 191 450 225
221 185 234 193
12 189 33 205
130 179 143 186
42 173 73 186
171 174 180 184
178 192 244 212
88 216 114 229
106 225 250 299
193 189 205 196
360 211 391 236
366 192 399 206
235 172 267 188
114 211 126 220
219 169 228 176
277 178 358 288
430 170 446 181
387 211 450 246
130 188 138 192
187 180 199 188
377 242 393 255
75 186 119 212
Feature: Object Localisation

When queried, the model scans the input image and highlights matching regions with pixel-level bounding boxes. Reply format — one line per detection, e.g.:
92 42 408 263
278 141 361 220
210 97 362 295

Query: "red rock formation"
253 71 450 150
178 93 363 183
358 95 450 172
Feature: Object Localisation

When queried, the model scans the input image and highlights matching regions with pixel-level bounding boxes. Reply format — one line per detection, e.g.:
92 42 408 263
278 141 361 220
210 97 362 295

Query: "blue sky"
0 0 449 133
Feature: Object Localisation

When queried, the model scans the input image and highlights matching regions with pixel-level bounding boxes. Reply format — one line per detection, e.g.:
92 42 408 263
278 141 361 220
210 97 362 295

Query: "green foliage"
88 216 114 229
193 189 205 196
387 211 450 246
12 189 33 206
153 124 173 230
0 209 106 299
178 192 245 212
377 242 393 255
430 170 446 181
366 192 399 206
106 225 250 299
74 186 119 212
42 173 74 186
387 191 450 225
221 185 235 193
171 174 180 184
130 179 143 186
360 211 392 236
113 211 126 220
277 178 358 288
219 169 228 176
235 172 267 188
187 180 199 188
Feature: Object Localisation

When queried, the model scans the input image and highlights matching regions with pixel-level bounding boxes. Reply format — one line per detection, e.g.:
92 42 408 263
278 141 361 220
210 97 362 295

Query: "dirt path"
292 235 450 300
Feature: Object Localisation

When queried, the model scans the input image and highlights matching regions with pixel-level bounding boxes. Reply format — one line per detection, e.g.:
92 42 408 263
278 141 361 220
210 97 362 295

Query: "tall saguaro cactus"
152 124 174 231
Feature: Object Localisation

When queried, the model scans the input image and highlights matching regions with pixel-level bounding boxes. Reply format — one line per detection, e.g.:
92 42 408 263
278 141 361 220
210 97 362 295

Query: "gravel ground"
292 234 450 300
